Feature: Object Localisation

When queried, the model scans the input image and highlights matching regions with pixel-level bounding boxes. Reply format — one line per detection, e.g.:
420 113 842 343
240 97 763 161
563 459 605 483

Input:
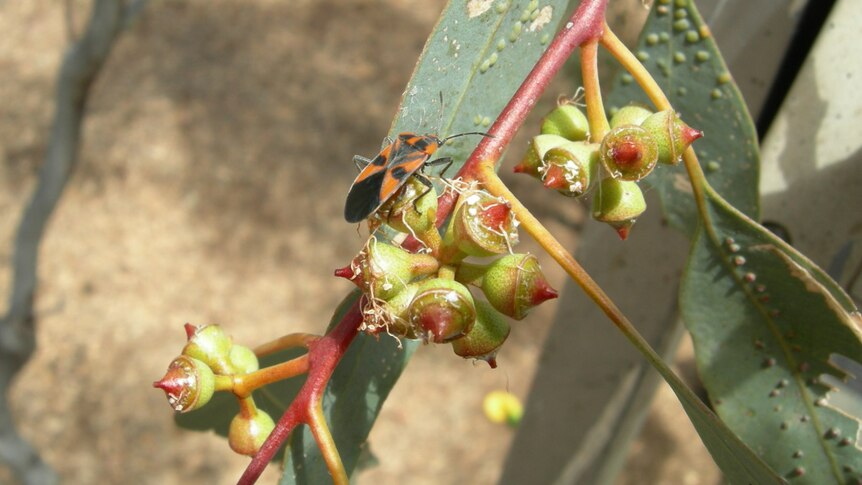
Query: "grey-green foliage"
606 1 862 483
605 0 759 233
682 188 862 484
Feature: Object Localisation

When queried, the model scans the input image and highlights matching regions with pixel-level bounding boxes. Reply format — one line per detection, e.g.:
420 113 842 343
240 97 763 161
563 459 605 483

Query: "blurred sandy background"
0 1 718 483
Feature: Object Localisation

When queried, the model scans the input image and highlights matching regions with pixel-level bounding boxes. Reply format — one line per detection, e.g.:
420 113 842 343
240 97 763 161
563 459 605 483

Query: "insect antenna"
441 131 494 144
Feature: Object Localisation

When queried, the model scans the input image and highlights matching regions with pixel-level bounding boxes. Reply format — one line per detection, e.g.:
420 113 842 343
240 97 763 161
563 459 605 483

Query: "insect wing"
344 168 387 222
344 143 394 223
343 133 440 223
378 150 429 202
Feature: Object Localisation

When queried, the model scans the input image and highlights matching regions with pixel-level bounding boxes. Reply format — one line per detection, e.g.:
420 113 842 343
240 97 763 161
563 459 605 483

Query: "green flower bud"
514 134 569 177
451 299 511 368
334 239 439 301
609 104 653 128
640 110 703 165
229 345 259 374
408 278 476 343
600 125 659 181
592 177 646 240
474 253 558 320
540 143 599 198
450 190 519 258
182 324 233 375
373 177 438 234
153 355 216 413
540 104 589 141
360 282 421 338
228 408 275 456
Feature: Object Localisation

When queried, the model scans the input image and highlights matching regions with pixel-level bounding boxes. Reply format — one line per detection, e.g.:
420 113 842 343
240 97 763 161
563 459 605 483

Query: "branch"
0 0 136 482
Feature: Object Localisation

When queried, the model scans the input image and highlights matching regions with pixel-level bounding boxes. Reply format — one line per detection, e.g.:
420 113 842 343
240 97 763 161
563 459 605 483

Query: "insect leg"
411 174 436 213
424 157 453 178
353 155 373 171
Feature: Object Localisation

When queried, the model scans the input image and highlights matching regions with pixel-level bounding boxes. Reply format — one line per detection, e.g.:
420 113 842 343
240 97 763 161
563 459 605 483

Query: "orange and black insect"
344 131 489 223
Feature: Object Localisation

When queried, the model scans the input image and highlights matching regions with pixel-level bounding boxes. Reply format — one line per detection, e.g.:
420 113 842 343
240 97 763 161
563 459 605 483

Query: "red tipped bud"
407 278 476 343
540 104 589 141
600 125 659 181
338 239 439 301
542 164 566 189
450 190 519 258
228 409 275 456
472 253 558 320
373 177 438 234
540 143 599 198
640 110 702 165
182 324 233 375
451 299 511 367
592 177 646 240
153 355 216 413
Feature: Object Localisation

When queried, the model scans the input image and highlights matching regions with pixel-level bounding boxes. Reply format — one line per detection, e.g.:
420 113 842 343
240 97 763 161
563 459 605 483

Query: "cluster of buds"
337 183 558 368
516 100 702 239
153 324 275 456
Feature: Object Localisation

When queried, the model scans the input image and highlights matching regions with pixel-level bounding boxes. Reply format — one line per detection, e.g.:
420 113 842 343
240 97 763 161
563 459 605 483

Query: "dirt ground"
0 1 719 484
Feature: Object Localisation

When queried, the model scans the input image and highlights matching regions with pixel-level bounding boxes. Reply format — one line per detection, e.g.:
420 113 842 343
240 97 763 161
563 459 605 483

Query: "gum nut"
600 125 659 181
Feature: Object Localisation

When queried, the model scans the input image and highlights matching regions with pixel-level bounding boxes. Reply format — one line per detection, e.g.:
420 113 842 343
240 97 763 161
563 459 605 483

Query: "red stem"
239 0 608 482
238 301 362 484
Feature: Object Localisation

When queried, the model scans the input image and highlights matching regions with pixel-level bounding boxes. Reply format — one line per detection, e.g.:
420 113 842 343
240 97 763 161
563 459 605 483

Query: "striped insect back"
344 131 490 223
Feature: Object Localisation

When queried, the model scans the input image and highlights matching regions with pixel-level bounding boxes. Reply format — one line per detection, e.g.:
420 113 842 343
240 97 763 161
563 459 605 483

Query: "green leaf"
390 0 572 177
279 1 573 483
682 186 862 484
605 0 760 233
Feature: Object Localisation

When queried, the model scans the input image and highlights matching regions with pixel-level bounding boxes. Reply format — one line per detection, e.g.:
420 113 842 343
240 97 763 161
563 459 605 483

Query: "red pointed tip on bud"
485 356 498 369
612 141 643 166
154 355 215 412
513 163 529 174
480 202 512 229
612 221 634 240
542 165 566 190
153 375 180 394
333 265 356 280
532 280 559 305
682 125 704 145
416 305 460 344
184 323 198 339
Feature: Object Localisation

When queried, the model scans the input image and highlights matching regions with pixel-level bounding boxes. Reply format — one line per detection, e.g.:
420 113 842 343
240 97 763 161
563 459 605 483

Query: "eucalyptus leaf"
682 186 862 484
391 0 571 178
605 0 759 234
